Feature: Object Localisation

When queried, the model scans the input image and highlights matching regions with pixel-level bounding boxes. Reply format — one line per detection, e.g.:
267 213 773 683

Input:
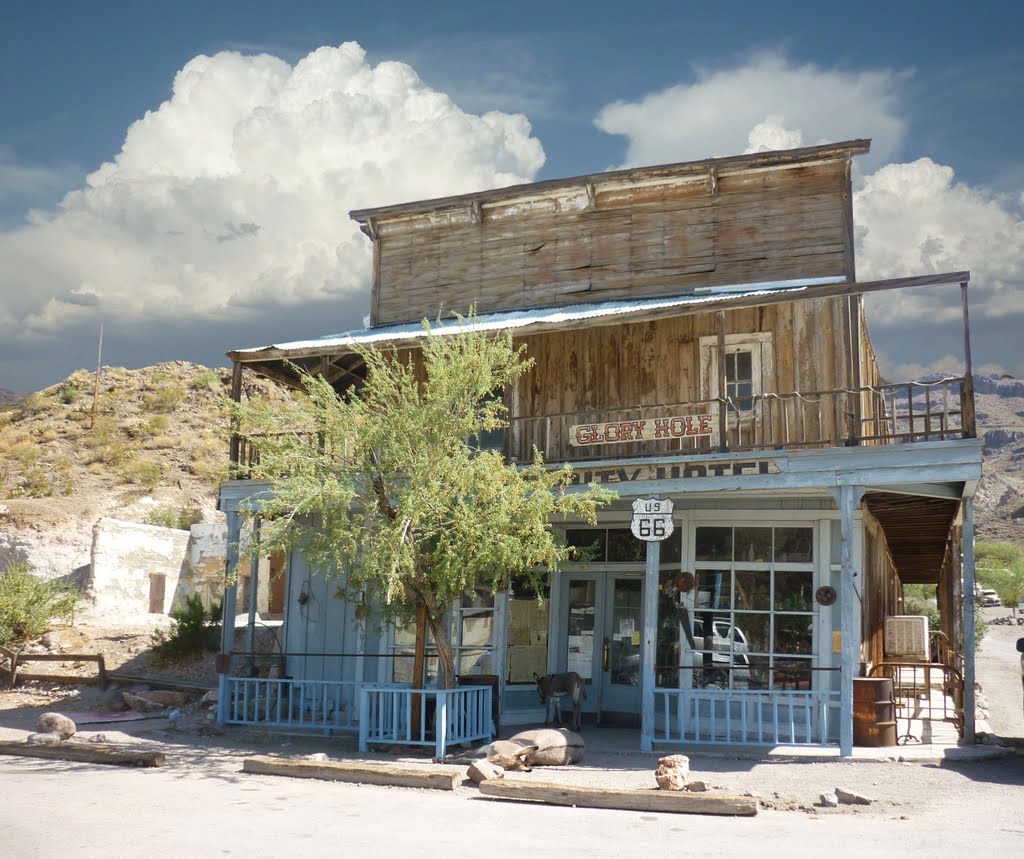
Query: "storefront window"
688 525 816 690
506 576 549 683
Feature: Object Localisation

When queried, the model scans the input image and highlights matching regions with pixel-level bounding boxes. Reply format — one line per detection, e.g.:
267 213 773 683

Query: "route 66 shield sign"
630 497 675 542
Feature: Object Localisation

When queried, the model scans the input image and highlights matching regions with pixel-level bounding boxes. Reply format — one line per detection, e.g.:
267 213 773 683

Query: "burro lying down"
443 728 585 771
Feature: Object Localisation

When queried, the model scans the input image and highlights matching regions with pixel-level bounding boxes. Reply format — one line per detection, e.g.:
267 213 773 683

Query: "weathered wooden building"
218 140 982 755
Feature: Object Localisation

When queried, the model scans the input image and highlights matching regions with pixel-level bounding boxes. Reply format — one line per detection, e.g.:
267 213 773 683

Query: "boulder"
655 754 690 791
36 712 76 739
199 689 219 707
684 780 709 792
835 788 873 806
468 760 506 783
507 728 584 766
819 792 839 808
25 732 62 745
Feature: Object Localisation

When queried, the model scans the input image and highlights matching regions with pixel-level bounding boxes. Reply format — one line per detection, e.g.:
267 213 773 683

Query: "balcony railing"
230 377 974 473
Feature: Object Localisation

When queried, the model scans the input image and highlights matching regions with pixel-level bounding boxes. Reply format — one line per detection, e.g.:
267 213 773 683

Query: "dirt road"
977 607 1024 739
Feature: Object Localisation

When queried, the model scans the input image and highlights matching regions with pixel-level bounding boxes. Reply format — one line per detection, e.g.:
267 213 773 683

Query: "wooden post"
716 311 728 453
838 484 863 757
641 539 660 752
229 361 242 469
246 517 261 671
960 281 977 438
962 498 976 743
217 508 241 724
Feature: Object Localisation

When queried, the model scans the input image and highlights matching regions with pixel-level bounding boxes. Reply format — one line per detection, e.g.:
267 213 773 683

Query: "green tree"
233 322 614 687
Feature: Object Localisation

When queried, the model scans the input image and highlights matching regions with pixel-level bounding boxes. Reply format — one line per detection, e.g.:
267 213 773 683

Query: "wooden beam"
242 756 462 791
477 780 758 816
0 741 165 767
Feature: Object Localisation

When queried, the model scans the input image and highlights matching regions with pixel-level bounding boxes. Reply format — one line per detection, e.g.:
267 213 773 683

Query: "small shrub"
8 441 38 467
151 594 221 659
143 385 185 413
119 459 162 490
148 414 170 435
86 416 132 465
150 371 169 383
0 563 80 646
191 370 220 390
18 393 47 416
57 385 80 405
145 503 202 531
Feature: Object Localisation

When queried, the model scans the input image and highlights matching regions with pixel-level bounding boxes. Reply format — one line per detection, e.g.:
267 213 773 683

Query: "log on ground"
477 779 758 816
0 741 165 767
243 756 462 791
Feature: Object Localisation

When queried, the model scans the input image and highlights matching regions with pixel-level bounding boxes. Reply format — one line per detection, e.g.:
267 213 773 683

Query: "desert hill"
0 361 283 579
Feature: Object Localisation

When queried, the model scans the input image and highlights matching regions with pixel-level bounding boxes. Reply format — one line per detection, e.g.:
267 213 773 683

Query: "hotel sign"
569 414 716 447
570 459 781 486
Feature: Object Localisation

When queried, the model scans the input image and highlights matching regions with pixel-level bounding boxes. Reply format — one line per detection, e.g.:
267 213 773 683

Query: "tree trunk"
425 608 456 689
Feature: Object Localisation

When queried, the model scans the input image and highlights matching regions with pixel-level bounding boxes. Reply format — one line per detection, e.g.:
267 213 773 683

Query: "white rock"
835 787 873 806
819 792 839 808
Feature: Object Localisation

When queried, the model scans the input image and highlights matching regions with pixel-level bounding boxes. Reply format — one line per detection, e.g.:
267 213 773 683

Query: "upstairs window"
699 332 773 416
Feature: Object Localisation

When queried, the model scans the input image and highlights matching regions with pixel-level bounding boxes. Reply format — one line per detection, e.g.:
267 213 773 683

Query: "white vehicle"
691 618 752 688
978 589 1001 607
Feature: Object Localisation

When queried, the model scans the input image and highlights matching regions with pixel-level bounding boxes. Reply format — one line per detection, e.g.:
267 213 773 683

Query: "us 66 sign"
630 497 675 542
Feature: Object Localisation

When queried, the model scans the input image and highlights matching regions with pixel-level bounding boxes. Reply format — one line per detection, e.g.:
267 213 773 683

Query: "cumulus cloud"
591 52 1024 379
0 42 544 347
594 52 907 169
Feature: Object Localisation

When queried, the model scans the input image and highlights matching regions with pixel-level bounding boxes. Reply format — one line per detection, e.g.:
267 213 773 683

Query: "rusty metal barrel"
853 677 897 747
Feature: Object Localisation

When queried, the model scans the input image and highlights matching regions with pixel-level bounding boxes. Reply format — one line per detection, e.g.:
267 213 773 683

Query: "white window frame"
698 332 773 416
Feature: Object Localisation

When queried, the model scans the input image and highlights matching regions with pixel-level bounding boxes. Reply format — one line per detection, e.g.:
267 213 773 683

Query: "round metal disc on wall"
815 585 837 606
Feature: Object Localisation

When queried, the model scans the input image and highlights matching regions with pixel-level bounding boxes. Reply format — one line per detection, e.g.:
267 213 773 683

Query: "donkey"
533 671 587 732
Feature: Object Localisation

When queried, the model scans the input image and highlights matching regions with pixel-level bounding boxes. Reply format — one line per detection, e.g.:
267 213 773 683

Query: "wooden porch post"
716 311 728 453
961 498 976 743
246 517 261 670
960 281 977 438
217 508 241 724
839 484 864 757
640 540 660 752
229 361 242 469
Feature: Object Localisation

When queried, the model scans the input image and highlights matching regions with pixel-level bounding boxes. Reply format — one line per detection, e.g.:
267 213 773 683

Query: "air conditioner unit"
885 615 930 661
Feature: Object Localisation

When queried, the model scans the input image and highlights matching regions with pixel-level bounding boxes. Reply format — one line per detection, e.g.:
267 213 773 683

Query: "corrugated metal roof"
233 275 846 358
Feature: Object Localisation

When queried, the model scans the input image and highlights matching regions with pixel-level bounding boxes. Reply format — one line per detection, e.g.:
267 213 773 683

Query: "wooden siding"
373 161 853 326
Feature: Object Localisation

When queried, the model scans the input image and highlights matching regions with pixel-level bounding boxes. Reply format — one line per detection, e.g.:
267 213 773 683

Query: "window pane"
460 610 493 646
735 350 752 381
734 569 770 611
733 612 770 654
695 570 731 610
608 528 645 562
565 528 606 562
659 530 682 566
773 658 812 690
774 570 813 612
774 615 813 655
747 656 770 690
657 571 681 688
734 527 771 562
507 577 549 683
695 526 732 561
458 649 492 676
566 579 596 680
775 527 814 562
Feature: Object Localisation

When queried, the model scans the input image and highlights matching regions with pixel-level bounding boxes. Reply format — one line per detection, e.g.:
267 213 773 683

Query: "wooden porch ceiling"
864 492 962 585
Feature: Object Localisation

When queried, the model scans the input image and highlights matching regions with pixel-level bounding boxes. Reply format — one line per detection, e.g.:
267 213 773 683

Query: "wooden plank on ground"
243 756 462 791
0 741 165 767
477 780 758 816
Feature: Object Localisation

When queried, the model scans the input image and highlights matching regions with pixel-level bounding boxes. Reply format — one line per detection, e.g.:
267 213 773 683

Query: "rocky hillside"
973 374 1024 544
0 362 283 579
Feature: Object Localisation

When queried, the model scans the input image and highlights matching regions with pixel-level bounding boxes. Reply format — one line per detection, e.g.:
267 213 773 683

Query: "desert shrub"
57 385 80 405
191 369 220 390
145 503 203 531
143 384 185 413
8 441 38 467
151 594 221 659
18 393 47 416
119 459 162 490
0 563 80 646
147 414 170 435
85 416 132 465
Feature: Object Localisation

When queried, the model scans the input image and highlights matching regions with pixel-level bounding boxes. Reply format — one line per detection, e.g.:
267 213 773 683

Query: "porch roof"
227 270 969 387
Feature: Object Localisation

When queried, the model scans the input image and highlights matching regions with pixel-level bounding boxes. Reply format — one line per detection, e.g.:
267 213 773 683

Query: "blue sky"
1 1 1022 391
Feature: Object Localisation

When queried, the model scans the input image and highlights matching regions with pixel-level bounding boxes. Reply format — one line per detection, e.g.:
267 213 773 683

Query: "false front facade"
218 139 982 755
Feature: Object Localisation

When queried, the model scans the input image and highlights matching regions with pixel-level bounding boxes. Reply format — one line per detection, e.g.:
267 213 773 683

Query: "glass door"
601 575 643 718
